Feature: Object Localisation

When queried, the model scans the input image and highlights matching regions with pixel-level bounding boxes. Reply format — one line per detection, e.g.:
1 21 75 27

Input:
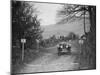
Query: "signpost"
36 39 39 52
21 38 26 61
79 39 84 69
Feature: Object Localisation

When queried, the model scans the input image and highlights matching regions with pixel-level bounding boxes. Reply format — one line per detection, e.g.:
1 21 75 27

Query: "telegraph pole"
84 5 86 34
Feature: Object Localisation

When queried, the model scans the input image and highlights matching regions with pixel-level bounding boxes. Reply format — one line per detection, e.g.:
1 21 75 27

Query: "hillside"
41 18 90 39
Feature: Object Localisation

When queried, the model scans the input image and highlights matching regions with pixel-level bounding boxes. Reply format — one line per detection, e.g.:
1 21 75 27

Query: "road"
13 41 80 74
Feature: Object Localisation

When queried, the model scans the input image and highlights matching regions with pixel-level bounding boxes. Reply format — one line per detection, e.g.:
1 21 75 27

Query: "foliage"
12 1 43 48
67 32 79 40
57 5 89 22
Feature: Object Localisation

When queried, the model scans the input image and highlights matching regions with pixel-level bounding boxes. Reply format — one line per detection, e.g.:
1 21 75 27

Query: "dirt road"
13 41 80 74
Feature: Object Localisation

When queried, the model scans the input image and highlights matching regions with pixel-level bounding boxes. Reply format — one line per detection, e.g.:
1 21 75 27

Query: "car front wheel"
58 52 61 56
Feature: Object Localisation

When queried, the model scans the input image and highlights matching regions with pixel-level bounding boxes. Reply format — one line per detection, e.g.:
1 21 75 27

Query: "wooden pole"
84 5 86 34
22 42 24 61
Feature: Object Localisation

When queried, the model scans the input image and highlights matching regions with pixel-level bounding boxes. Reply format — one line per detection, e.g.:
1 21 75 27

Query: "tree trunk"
87 6 96 68
88 6 96 46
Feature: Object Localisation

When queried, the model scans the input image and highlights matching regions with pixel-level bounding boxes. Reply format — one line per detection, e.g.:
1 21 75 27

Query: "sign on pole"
21 38 26 61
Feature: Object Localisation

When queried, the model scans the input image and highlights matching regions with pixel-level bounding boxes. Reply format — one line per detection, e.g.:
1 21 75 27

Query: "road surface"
13 41 80 74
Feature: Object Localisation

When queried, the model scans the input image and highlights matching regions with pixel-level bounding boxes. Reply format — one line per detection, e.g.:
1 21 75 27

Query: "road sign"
79 39 84 44
21 39 26 43
36 39 39 43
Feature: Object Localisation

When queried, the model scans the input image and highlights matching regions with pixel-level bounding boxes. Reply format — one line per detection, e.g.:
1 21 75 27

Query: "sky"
34 2 63 26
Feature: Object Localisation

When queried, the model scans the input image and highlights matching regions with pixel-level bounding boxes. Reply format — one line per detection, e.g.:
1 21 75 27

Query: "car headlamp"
60 46 63 48
66 46 68 48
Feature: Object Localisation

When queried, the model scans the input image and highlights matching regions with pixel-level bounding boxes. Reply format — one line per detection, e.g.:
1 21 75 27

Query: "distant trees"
39 33 79 48
12 1 43 49
67 32 79 40
40 35 57 48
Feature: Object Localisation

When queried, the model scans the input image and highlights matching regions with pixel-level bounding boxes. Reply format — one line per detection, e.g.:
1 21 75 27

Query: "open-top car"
57 42 71 56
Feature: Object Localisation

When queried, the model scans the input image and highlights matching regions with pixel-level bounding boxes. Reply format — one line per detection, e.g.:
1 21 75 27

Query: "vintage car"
57 42 71 56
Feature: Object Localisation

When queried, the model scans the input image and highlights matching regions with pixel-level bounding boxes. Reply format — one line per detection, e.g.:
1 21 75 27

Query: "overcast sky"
34 2 63 26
